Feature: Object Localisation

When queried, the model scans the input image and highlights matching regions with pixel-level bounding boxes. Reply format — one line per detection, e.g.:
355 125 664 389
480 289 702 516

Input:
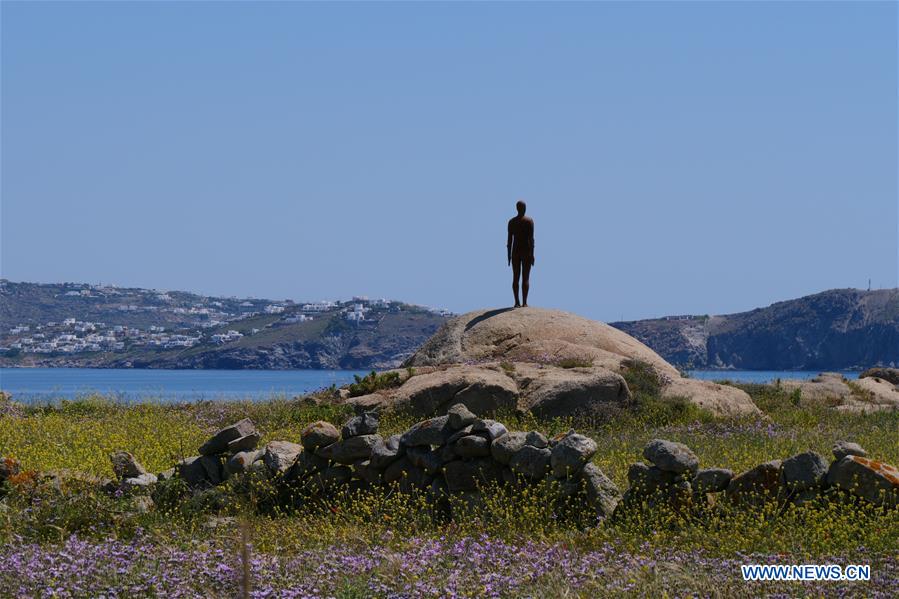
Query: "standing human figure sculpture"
507 200 535 308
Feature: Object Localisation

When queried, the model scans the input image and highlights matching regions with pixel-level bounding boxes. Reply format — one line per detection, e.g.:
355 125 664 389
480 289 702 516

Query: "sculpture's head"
516 200 526 216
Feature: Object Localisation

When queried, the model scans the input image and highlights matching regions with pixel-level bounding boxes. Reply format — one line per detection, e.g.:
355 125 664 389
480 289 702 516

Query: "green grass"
1 384 897 577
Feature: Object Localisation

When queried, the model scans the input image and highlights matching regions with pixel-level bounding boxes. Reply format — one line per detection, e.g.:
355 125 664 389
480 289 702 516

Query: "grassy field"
1 384 897 597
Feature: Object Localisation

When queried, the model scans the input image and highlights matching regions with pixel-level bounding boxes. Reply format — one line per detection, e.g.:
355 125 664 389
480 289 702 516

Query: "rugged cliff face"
611 289 899 370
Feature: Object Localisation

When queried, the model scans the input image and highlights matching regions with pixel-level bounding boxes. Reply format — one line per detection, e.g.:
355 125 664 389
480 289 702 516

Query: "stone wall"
25 412 894 520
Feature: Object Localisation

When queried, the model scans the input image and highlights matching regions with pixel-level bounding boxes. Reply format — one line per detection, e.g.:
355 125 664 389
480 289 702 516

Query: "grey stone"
472 419 508 441
341 412 379 438
550 433 597 478
642 439 699 475
199 418 256 455
398 466 431 493
315 435 380 464
370 435 403 469
121 472 157 493
109 451 148 480
525 431 549 449
827 455 898 507
491 432 528 464
262 441 303 474
301 421 340 450
226 449 264 475
226 432 261 453
726 460 783 505
284 451 330 482
781 451 828 491
627 462 651 491
401 416 451 446
509 445 551 480
832 441 867 461
446 424 475 444
383 456 413 484
447 403 477 429
199 454 225 485
438 444 458 463
581 463 621 519
157 468 175 482
176 455 213 487
454 435 491 458
407 446 443 475
691 468 733 494
444 458 502 492
353 460 381 485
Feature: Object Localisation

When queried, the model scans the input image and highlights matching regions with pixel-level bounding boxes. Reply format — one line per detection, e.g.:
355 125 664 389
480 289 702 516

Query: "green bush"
348 370 402 397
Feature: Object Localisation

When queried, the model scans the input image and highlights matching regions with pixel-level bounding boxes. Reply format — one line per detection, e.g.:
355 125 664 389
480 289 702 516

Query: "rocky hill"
0 280 447 369
611 289 899 371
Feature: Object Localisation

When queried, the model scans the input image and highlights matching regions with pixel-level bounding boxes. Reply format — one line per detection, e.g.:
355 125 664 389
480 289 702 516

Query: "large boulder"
512 363 631 418
315 435 381 464
550 433 597 478
262 441 303 474
109 451 148 480
405 307 677 376
301 421 340 451
390 365 518 415
827 456 899 507
399 307 758 418
661 378 759 417
860 367 899 386
782 372 898 412
725 460 782 505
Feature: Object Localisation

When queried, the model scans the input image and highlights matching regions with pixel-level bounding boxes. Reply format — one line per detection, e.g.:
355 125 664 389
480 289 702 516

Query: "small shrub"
348 371 402 397
555 357 594 369
499 361 516 374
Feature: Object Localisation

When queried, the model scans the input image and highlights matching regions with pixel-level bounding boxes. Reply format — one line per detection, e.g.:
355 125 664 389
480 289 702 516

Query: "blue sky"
2 2 896 321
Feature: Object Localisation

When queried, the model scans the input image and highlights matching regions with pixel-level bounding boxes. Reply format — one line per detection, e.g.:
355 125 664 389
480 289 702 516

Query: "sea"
0 367 860 405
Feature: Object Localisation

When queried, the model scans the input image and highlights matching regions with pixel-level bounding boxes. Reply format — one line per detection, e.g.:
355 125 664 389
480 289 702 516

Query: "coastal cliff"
611 289 899 371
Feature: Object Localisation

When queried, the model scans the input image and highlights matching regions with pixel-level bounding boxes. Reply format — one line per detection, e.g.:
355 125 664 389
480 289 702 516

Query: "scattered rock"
447 403 477 429
525 431 548 449
726 460 782 505
406 446 443 475
263 441 303 474
642 439 699 475
109 451 148 480
781 451 828 491
509 445 551 480
692 468 733 494
315 435 380 464
121 473 157 493
301 421 340 451
370 434 403 469
471 419 508 441
550 433 597 478
580 463 621 519
226 433 261 454
341 412 379 438
832 441 867 461
226 450 264 475
454 435 491 458
827 456 899 507
401 416 452 447
199 418 257 456
491 432 530 464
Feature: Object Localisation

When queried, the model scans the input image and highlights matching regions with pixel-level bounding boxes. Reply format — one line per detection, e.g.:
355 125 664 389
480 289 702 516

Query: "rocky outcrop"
860 367 899 386
781 372 899 412
612 288 899 371
407 307 677 376
396 307 758 418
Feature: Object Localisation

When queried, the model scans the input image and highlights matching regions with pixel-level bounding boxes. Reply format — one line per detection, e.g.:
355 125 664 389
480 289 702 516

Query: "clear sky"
2 1 896 321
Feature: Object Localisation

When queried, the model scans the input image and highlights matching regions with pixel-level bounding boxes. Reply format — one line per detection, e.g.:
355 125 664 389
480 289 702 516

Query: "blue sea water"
688 370 859 384
0 367 369 404
0 367 860 405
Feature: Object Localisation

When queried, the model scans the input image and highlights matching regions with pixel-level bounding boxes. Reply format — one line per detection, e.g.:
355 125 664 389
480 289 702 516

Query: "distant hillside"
0 280 448 370
611 289 899 371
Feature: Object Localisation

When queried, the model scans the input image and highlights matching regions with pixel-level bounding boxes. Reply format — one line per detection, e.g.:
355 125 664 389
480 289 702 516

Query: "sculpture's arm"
507 222 513 265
